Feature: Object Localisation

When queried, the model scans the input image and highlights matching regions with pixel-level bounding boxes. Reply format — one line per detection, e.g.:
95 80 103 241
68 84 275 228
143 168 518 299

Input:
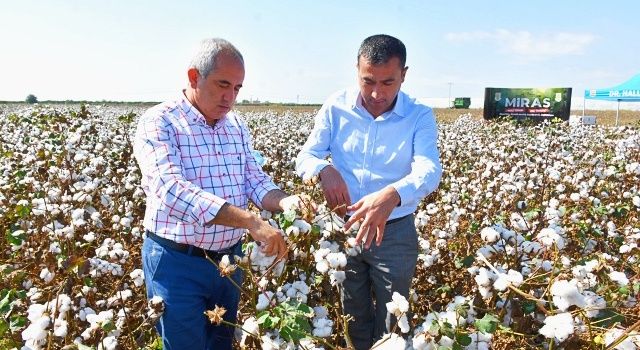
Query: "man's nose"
222 90 232 102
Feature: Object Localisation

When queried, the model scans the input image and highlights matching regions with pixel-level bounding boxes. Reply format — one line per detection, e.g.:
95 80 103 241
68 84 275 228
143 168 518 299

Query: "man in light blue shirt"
296 34 442 349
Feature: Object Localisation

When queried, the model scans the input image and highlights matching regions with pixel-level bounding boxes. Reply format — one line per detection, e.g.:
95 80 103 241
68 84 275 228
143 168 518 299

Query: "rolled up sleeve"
296 105 332 180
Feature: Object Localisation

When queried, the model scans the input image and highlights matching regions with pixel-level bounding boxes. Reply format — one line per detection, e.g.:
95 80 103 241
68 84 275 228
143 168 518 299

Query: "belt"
145 231 239 260
344 214 410 225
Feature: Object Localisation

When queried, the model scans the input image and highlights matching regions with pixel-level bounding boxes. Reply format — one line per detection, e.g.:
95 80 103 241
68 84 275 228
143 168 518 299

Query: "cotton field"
0 103 638 350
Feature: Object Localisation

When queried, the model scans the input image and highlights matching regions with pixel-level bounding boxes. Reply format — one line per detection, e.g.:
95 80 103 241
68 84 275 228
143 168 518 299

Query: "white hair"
189 38 244 79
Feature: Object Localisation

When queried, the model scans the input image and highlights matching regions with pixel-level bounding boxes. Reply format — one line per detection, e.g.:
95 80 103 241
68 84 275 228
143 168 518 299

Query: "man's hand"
247 217 288 261
207 203 288 261
319 165 351 217
343 187 400 249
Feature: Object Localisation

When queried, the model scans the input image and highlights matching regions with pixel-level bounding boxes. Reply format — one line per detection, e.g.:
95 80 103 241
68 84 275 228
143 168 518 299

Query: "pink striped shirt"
133 92 278 250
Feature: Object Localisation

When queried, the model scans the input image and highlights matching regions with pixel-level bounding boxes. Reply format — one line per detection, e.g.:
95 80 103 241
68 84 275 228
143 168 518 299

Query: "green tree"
25 94 38 104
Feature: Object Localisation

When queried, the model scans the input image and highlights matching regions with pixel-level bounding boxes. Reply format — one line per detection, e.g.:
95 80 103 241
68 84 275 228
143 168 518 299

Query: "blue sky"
2 0 639 108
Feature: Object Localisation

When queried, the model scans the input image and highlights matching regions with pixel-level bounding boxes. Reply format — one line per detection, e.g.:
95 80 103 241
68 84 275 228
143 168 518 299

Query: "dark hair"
357 34 406 67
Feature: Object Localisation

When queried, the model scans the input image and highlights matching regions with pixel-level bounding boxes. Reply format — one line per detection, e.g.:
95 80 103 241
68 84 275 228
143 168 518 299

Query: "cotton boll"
372 333 407 349
609 271 629 286
509 213 529 232
315 260 329 274
53 319 68 337
312 317 334 338
256 291 274 311
239 317 259 347
325 252 347 269
507 270 523 287
536 228 565 250
475 268 494 287
313 306 328 319
480 227 500 243
539 312 574 342
22 315 50 346
292 219 311 233
412 332 438 350
493 273 510 291
129 269 144 287
397 314 410 333
313 248 331 263
39 267 55 283
583 291 605 318
551 279 586 311
329 270 346 285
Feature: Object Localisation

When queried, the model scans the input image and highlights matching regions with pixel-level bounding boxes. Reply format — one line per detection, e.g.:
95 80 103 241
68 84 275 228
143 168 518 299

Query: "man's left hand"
343 187 400 249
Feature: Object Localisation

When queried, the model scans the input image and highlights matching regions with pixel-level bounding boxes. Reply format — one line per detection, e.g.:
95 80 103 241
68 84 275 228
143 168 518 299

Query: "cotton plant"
3 106 640 348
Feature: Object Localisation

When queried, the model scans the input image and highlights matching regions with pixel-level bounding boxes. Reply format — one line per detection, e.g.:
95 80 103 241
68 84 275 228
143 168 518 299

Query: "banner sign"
483 87 572 121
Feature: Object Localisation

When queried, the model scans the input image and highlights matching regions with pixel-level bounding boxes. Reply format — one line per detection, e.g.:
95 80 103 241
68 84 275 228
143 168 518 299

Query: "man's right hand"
248 218 288 261
208 203 288 262
319 165 351 217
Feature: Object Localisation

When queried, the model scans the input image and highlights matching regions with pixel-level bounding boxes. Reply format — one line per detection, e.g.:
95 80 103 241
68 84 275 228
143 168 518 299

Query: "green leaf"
456 333 472 346
296 303 313 317
0 290 11 313
283 210 296 223
0 319 8 336
475 313 500 334
440 321 455 339
521 300 536 315
77 343 94 350
594 309 625 327
15 204 31 218
257 311 271 326
454 303 470 318
9 315 26 332
461 255 475 268
83 277 94 287
428 320 440 334
101 320 116 333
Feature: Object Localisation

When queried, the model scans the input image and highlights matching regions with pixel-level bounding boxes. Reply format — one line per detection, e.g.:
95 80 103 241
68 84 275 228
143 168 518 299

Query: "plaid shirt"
133 92 279 250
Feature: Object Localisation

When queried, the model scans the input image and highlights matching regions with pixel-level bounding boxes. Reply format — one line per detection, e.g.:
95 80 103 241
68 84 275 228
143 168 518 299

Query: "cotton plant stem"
605 318 640 350
204 255 245 295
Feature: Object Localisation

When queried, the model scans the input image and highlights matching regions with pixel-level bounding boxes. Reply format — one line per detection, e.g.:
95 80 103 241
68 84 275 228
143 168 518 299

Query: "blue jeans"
142 237 243 350
341 215 418 350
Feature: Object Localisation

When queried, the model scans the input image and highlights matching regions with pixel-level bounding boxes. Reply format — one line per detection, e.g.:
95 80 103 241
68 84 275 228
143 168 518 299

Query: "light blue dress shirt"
296 87 442 219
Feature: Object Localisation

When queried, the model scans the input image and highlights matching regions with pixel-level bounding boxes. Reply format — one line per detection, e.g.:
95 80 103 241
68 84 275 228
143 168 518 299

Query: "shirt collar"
350 87 407 119
178 90 228 128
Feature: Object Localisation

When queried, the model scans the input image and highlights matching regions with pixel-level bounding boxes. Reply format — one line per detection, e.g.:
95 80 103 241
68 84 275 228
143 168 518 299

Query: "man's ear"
401 66 408 83
187 68 200 88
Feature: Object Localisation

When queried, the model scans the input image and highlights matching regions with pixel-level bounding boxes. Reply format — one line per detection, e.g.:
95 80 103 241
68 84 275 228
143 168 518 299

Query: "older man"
134 38 294 349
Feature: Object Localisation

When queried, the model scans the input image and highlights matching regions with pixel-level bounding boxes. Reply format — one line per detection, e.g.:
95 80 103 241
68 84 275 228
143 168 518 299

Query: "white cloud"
445 29 596 60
